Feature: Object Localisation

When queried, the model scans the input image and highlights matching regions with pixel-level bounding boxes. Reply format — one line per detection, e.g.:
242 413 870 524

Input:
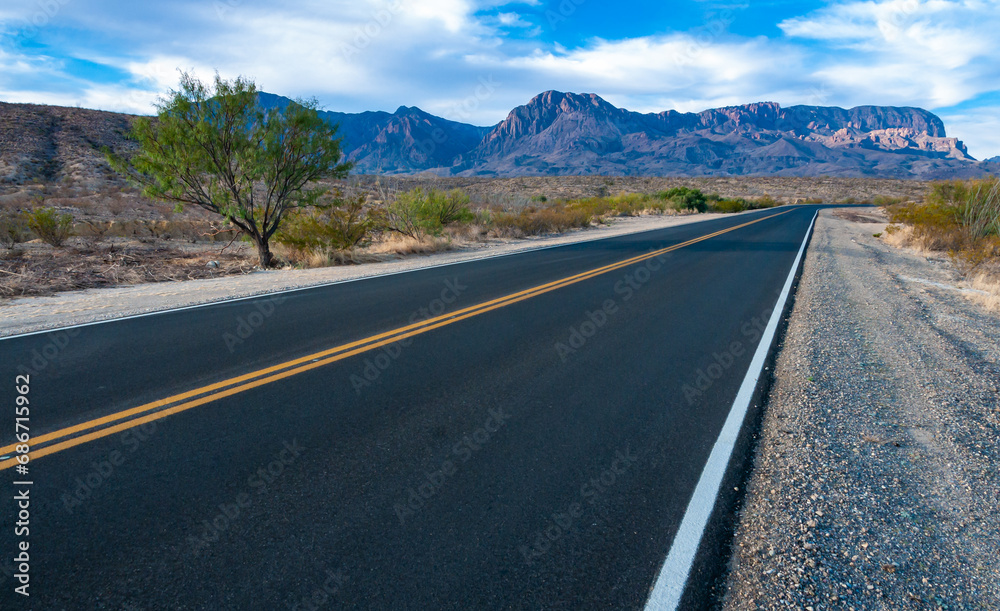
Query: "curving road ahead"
1 206 819 609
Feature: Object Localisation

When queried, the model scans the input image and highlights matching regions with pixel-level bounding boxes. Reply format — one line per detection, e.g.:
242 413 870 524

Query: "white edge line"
0 207 791 341
643 210 818 611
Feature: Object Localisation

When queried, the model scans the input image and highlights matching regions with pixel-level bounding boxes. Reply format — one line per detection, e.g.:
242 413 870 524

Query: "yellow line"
0 210 790 470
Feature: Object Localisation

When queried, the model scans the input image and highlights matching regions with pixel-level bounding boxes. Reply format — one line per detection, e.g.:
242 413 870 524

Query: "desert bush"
709 197 752 213
277 192 375 251
887 178 1000 267
754 195 779 208
656 187 708 212
26 207 74 247
491 205 592 237
708 194 778 213
0 210 30 249
382 188 473 237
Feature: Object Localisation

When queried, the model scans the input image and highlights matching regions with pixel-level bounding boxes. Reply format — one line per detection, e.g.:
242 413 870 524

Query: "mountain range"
257 91 997 179
1 92 996 187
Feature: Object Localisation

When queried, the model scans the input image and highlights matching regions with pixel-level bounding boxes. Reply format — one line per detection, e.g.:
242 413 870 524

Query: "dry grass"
968 267 1000 312
272 233 457 269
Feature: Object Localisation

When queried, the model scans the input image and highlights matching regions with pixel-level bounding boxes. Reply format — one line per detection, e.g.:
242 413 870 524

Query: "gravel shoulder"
0 212 722 337
723 210 1000 609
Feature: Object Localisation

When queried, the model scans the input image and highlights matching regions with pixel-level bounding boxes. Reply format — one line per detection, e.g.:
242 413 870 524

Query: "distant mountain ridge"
0 92 991 187
260 90 983 179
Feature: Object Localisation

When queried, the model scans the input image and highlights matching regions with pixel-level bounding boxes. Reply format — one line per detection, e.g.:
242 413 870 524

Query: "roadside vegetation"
0 172 929 297
884 178 1000 305
268 184 781 267
0 176 789 296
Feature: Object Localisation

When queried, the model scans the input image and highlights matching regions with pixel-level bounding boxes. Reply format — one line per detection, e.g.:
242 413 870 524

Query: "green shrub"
276 192 374 251
656 187 707 212
754 195 779 209
710 198 752 213
383 188 474 237
26 207 74 247
0 210 30 249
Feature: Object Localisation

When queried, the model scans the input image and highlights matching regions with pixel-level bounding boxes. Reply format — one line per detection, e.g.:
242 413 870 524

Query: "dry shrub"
491 206 592 237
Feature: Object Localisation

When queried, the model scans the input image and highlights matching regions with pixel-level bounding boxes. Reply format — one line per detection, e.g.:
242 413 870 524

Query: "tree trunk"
254 236 273 268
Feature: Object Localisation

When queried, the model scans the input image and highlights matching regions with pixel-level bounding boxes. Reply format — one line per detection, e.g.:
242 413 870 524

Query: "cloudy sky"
2 0 998 158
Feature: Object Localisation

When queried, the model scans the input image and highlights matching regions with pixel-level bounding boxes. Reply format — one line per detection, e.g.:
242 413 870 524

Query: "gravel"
723 210 1000 609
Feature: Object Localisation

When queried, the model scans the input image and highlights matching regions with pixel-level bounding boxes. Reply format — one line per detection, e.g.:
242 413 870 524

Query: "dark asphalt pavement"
0 206 818 609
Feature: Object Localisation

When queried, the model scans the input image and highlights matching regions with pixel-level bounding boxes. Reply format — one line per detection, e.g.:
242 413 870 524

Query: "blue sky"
2 0 998 158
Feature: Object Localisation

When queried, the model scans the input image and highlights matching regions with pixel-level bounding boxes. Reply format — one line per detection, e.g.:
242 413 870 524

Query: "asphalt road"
1 206 819 609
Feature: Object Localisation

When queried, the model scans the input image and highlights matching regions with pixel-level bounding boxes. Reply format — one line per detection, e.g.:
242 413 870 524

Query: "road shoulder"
723 209 1000 609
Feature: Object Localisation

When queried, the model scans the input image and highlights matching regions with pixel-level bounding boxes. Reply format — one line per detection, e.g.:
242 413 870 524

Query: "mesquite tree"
110 73 352 267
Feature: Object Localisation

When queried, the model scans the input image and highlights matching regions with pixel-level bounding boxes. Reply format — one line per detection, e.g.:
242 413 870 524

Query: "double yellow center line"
0 210 790 470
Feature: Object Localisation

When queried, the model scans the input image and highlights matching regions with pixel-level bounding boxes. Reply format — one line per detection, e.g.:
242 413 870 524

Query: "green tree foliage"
109 73 352 267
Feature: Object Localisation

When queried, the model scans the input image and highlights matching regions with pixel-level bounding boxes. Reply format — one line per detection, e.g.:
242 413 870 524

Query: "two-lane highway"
1 206 818 609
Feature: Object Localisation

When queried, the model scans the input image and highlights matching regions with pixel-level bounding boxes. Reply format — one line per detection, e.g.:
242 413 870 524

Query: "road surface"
1 206 818 609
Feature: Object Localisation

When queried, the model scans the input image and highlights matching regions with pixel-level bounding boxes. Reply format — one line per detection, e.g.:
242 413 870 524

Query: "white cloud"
0 0 997 158
780 0 1000 107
